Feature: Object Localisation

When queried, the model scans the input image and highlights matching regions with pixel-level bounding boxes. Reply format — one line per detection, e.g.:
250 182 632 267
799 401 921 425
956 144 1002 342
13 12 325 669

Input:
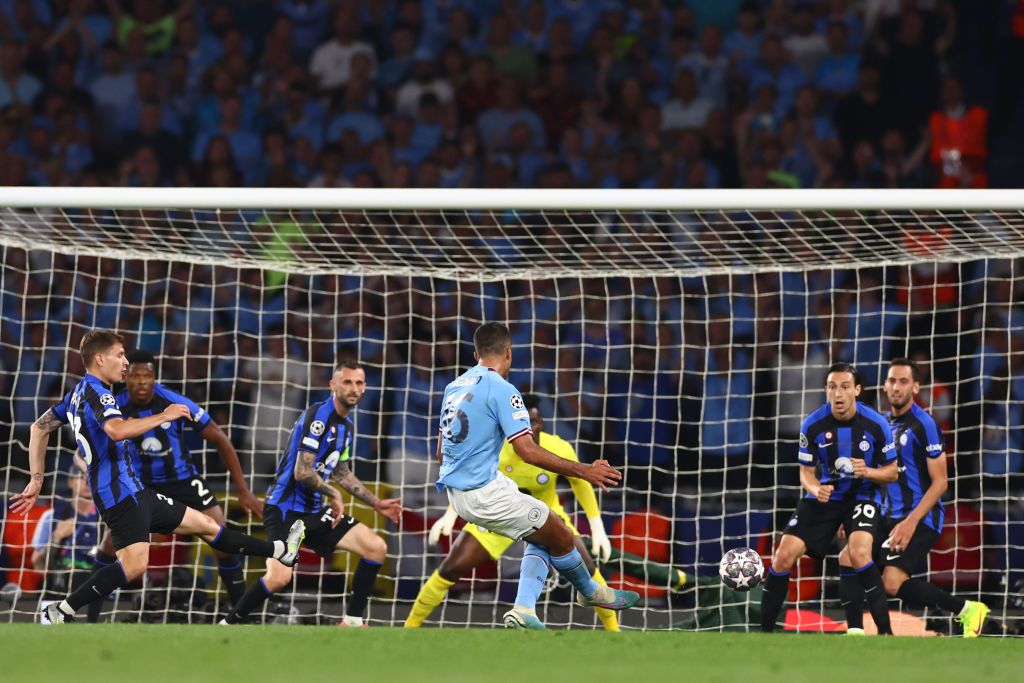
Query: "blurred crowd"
0 0 1022 190
2 247 1022 503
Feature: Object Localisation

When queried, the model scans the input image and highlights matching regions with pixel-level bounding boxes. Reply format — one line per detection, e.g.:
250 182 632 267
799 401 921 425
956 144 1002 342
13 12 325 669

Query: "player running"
221 360 402 626
760 362 897 634
404 394 619 630
84 349 264 607
434 323 638 630
838 358 989 637
9 329 304 624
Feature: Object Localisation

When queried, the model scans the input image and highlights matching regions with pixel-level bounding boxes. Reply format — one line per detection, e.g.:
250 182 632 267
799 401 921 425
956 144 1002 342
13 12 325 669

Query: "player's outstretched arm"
294 451 344 527
10 409 64 515
104 403 192 441
512 437 621 492
201 421 264 518
331 462 402 524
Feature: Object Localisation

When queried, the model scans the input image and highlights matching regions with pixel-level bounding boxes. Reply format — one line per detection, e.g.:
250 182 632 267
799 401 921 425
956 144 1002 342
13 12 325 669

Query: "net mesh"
1 200 1022 633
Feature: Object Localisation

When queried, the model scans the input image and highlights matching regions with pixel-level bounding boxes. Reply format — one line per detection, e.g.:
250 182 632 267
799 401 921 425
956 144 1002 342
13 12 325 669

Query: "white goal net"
1 188 1022 634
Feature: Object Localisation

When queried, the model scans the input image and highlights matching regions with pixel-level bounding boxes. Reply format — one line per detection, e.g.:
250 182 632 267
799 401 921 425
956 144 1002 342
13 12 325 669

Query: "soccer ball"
719 547 764 591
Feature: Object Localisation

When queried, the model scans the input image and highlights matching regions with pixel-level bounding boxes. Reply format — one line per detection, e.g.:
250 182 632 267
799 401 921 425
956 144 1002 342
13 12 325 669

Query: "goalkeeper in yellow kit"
404 395 618 630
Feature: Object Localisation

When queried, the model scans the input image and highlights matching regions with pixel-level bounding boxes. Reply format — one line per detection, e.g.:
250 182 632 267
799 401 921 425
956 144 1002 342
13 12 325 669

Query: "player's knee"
883 572 905 597
771 548 797 572
365 535 387 564
848 545 872 568
119 556 148 581
438 556 467 583
264 565 293 592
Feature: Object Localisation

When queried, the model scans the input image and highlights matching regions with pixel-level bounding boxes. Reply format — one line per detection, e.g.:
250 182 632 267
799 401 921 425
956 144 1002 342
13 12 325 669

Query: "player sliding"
838 358 989 636
221 360 402 626
760 363 897 634
9 330 305 624
434 323 638 630
405 394 619 631
87 349 264 608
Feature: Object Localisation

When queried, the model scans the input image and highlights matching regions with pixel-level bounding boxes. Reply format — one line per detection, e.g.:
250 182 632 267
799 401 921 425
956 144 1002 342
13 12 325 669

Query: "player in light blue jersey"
436 323 639 629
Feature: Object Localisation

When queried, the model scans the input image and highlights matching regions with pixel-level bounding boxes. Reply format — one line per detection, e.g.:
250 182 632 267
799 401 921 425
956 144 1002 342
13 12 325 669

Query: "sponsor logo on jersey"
834 456 854 475
512 409 529 420
160 422 171 430
194 407 205 420
926 443 942 453
141 436 163 453
882 442 895 453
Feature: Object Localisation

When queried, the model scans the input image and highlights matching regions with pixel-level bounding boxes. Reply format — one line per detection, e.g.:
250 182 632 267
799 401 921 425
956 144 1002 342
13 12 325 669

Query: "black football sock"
217 555 247 606
856 562 892 635
206 526 277 558
897 578 967 614
346 559 382 618
760 568 791 633
71 570 106 623
225 578 275 623
839 566 865 630
65 561 130 613
93 551 116 567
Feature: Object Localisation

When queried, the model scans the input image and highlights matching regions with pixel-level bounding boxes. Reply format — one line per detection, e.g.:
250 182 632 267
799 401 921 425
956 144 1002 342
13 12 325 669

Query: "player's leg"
93 527 118 567
837 544 866 633
174 505 303 565
222 558 293 624
332 521 387 626
847 528 892 635
573 535 619 632
68 568 105 623
525 513 638 611
404 526 495 628
884 529 988 637
760 533 806 633
200 503 247 606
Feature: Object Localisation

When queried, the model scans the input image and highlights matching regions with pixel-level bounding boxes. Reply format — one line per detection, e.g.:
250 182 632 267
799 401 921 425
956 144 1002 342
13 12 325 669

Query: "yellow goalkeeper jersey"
496 431 601 522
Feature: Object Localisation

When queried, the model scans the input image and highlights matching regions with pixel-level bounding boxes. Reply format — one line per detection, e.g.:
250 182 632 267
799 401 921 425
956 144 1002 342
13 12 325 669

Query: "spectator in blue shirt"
814 20 860 97
749 35 806 116
476 77 545 152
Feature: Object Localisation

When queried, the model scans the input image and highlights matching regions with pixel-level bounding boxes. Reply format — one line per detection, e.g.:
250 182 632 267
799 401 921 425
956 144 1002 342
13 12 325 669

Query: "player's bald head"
473 322 512 357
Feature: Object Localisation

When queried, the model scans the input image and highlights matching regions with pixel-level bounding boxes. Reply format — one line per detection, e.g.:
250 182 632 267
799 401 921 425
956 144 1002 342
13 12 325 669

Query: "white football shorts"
447 473 550 542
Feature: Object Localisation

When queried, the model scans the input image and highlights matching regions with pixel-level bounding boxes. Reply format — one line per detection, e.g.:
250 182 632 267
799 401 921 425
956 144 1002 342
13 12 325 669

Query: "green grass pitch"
2 625 1021 682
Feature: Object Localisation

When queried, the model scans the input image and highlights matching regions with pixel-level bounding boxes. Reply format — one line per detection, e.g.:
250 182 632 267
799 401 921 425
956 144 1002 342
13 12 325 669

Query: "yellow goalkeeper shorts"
464 510 579 560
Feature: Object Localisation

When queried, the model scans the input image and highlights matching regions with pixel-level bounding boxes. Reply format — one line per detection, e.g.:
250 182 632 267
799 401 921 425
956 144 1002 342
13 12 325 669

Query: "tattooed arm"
332 462 403 524
11 409 66 515
293 451 343 526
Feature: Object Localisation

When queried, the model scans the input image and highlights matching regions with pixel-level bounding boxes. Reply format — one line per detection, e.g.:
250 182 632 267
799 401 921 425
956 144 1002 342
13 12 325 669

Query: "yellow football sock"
673 568 688 591
403 571 455 628
592 569 620 632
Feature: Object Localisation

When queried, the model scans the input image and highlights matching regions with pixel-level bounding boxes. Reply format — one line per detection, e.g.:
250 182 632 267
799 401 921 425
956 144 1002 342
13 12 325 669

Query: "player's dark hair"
474 322 512 357
826 362 860 386
522 394 541 412
334 358 362 373
889 357 919 382
79 329 124 368
127 349 156 368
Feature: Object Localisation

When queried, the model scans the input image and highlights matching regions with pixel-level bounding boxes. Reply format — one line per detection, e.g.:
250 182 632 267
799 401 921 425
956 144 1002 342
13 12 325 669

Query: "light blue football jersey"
436 365 532 492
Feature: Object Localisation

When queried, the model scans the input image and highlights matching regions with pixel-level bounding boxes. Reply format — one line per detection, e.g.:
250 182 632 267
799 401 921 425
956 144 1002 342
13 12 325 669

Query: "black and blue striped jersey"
798 402 896 504
884 403 945 532
52 374 143 513
265 396 354 515
117 383 213 485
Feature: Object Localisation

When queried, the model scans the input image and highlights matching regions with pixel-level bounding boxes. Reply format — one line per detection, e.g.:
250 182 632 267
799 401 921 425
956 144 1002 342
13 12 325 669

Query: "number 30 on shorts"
852 503 876 519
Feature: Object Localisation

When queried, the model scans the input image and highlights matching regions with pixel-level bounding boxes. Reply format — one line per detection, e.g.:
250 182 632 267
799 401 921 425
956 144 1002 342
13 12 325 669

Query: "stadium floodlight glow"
0 188 1020 633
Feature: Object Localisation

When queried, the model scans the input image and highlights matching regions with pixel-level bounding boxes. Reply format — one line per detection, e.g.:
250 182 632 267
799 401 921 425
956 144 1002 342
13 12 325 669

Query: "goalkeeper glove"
588 515 612 563
428 506 459 545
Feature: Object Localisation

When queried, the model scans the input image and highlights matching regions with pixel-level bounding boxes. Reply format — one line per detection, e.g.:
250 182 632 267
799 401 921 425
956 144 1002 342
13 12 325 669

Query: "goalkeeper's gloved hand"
588 515 612 563
428 506 459 546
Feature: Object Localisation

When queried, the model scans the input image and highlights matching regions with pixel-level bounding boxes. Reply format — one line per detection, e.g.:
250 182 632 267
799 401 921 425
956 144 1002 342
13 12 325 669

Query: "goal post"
0 187 1022 633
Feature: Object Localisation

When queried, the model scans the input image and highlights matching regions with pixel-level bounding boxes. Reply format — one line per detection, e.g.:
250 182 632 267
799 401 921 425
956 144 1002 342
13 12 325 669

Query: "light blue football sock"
514 544 551 610
550 548 599 598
